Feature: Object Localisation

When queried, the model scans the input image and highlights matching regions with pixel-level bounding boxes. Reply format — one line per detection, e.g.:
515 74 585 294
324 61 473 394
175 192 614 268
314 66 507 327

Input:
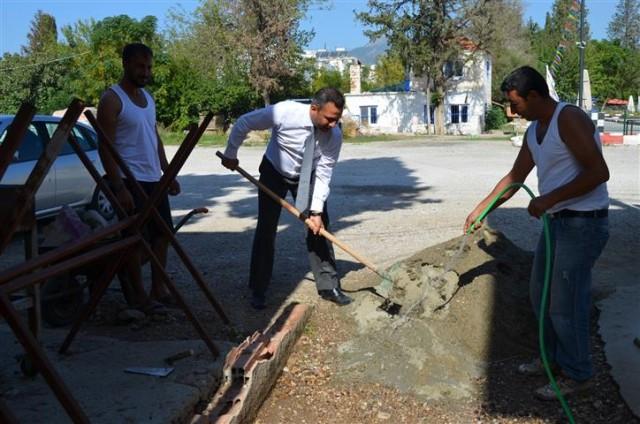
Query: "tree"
608 0 640 50
310 67 349 94
357 0 497 134
481 0 534 100
166 0 261 127
0 11 74 114
23 10 57 55
527 0 591 102
371 53 405 90
167 0 316 124
0 53 32 112
587 40 640 101
61 15 163 107
234 0 313 105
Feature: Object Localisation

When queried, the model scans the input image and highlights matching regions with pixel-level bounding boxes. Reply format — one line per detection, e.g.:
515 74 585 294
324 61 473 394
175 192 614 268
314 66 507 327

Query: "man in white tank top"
97 43 181 314
465 66 609 401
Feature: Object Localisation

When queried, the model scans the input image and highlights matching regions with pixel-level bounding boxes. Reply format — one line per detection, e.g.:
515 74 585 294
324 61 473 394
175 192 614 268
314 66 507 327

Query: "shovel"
216 151 401 314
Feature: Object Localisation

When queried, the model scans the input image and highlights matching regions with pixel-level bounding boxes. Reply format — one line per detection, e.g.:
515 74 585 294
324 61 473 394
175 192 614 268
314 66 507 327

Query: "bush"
341 116 358 139
485 106 507 131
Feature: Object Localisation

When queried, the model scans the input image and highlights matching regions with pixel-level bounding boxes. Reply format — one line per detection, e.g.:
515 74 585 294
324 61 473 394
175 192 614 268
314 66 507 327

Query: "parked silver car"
0 115 114 220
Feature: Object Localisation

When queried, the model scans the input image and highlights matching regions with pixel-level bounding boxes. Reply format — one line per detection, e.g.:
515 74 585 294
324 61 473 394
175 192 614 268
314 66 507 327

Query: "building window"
443 60 464 78
450 105 468 124
360 105 378 125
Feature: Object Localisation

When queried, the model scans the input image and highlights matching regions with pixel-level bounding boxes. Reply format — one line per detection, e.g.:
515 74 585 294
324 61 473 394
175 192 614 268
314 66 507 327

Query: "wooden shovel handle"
216 151 383 278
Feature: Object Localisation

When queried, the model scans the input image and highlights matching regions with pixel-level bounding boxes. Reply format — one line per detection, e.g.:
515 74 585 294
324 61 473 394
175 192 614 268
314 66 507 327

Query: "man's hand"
219 154 239 171
528 195 554 219
464 209 484 234
117 187 135 213
306 215 324 235
168 179 181 196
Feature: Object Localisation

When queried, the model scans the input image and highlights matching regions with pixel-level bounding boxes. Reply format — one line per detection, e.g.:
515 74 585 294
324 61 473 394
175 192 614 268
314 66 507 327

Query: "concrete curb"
601 132 640 145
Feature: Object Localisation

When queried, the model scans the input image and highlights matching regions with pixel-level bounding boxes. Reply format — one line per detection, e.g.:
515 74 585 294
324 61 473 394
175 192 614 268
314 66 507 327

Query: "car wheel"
90 183 116 221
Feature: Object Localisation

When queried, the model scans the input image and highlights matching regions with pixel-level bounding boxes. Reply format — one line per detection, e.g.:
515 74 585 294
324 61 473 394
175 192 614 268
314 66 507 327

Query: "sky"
0 0 620 56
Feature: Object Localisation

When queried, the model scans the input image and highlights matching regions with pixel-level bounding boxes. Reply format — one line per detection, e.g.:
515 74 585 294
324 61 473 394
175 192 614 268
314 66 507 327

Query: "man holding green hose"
465 66 610 401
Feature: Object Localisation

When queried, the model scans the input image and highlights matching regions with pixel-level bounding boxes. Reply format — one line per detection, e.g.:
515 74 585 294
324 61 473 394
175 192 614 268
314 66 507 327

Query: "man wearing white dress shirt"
220 87 352 309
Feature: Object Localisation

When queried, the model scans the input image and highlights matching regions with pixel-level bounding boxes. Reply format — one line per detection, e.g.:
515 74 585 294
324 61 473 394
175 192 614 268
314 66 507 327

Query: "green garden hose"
468 182 575 424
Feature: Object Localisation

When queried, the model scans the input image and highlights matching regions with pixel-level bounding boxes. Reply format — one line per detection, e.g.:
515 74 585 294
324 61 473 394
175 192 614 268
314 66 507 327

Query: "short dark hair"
122 43 153 62
500 66 549 99
312 87 345 110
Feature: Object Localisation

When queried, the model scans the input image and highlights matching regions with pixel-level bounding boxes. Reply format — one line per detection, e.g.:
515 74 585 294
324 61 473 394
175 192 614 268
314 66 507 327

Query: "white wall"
344 92 428 134
343 53 492 135
443 52 491 135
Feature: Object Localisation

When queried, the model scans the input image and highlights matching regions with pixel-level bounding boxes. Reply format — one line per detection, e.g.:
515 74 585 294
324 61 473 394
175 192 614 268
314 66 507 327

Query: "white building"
304 48 360 74
344 46 492 135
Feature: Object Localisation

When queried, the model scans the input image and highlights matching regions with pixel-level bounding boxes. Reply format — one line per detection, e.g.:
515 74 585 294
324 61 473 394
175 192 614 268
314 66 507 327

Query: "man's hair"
500 66 549 99
312 87 345 110
122 43 153 62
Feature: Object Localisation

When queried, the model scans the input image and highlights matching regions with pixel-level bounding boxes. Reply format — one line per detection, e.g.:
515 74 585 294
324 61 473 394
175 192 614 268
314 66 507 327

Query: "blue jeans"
530 215 609 381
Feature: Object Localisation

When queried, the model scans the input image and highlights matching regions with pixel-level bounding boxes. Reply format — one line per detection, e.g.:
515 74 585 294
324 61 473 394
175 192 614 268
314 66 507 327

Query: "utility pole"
577 0 586 110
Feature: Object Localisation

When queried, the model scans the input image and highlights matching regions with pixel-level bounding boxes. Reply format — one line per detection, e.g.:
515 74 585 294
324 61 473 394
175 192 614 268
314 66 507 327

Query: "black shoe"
250 292 266 310
318 288 352 306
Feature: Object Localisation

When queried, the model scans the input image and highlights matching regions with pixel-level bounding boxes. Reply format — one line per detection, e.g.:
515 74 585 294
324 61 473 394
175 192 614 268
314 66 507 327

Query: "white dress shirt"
224 100 342 211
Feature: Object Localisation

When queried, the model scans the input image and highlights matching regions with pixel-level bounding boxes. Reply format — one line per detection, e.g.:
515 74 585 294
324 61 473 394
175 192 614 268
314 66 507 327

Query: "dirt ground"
254 226 638 424
2 139 637 423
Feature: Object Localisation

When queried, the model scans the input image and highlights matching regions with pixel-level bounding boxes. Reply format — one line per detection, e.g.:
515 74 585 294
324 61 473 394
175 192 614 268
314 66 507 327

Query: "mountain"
349 38 388 65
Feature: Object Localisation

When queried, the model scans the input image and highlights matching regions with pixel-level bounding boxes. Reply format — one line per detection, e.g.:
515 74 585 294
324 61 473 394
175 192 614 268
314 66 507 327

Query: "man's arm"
97 91 135 211
220 106 275 170
527 106 609 217
310 129 341 213
305 129 341 235
464 130 535 232
97 91 122 187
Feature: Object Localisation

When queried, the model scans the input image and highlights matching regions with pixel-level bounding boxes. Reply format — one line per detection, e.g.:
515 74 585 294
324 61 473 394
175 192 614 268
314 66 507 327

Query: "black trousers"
249 157 339 295
124 179 173 241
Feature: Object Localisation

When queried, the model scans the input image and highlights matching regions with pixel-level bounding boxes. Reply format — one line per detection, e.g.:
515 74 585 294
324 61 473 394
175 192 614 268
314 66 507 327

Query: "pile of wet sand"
339 226 538 400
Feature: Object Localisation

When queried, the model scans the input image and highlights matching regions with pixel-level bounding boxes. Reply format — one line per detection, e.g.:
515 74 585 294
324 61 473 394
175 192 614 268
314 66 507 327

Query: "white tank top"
110 84 162 182
526 102 609 214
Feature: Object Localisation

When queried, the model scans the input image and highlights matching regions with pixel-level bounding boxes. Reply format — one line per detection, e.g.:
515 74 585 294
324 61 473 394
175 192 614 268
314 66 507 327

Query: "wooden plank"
195 303 312 424
0 397 18 424
0 217 134 286
2 235 140 294
0 292 90 423
0 102 36 180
